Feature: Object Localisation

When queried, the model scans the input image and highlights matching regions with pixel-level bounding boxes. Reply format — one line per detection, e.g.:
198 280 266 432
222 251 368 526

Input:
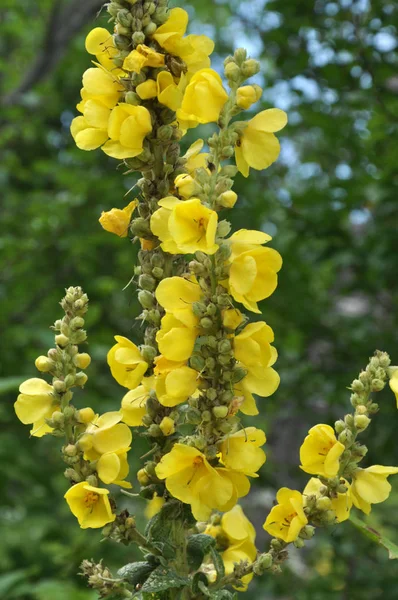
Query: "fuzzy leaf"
350 513 398 559
210 547 225 582
187 534 216 570
140 566 189 593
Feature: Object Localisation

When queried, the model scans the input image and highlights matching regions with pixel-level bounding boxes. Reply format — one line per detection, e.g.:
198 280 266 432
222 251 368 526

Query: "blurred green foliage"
1 0 397 598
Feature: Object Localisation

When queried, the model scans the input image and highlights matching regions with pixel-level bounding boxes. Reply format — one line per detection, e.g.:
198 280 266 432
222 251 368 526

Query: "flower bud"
125 91 141 105
334 419 345 434
137 468 151 485
86 475 98 487
139 274 156 291
218 339 231 354
140 345 157 363
293 537 305 548
218 190 238 209
78 407 95 424
202 410 211 422
344 414 354 427
148 424 162 437
75 372 88 387
212 405 229 419
159 416 175 436
64 444 78 457
186 408 202 424
316 496 332 511
144 22 157 35
354 414 371 430
224 62 241 81
35 355 53 373
236 85 262 109
300 525 315 539
53 380 67 393
253 553 273 575
130 217 152 237
64 468 82 482
241 58 260 77
371 378 385 392
151 266 163 279
351 379 364 392
138 290 155 309
338 429 353 446
189 355 205 372
206 388 218 401
55 334 69 348
216 220 232 238
200 317 213 329
74 353 91 369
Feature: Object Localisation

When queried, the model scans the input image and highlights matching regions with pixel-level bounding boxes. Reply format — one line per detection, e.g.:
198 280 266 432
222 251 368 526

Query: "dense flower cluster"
14 0 398 596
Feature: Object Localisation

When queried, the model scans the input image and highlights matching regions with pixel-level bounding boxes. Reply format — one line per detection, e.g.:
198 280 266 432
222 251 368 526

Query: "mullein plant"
15 1 398 598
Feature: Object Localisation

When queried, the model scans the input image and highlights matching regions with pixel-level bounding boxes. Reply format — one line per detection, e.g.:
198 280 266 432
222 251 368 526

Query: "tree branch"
2 0 105 105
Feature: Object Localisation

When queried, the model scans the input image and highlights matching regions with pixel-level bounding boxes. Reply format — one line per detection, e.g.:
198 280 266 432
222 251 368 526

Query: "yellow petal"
92 423 132 455
249 108 288 133
97 452 121 484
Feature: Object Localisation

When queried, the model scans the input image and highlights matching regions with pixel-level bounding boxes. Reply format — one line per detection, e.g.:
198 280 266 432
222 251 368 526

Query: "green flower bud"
224 61 240 81
241 58 260 77
55 334 69 348
371 378 385 391
253 553 273 575
125 91 141 105
192 302 207 317
63 405 75 419
64 468 82 482
218 339 231 354
117 9 133 27
293 537 305 549
338 429 353 446
217 293 231 307
189 261 206 276
216 220 231 238
354 414 371 430
64 444 78 457
351 379 364 392
151 266 163 279
217 243 232 260
350 393 361 407
140 345 157 363
334 419 345 434
206 388 217 401
130 217 152 237
138 290 155 309
220 390 234 403
316 496 332 511
86 475 99 487
153 7 169 25
202 410 211 422
139 274 156 291
344 414 355 427
114 34 131 50
148 424 162 437
75 372 88 387
64 374 75 387
53 380 67 393
218 354 232 366
205 357 216 370
369 402 379 414
213 405 229 419
234 47 247 63
200 317 213 329
300 525 315 539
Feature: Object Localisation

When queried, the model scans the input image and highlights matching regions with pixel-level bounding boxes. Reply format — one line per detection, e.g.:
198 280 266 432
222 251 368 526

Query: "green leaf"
192 572 210 595
209 547 225 582
140 566 189 593
187 534 216 570
209 591 237 600
0 570 32 595
117 561 155 586
350 513 398 559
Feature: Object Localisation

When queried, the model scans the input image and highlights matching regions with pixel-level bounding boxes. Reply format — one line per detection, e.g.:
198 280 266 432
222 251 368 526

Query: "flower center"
193 456 204 467
84 491 99 508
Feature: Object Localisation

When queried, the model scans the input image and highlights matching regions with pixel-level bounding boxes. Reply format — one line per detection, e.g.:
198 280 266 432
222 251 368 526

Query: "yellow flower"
145 493 165 519
156 71 186 111
183 139 209 173
263 488 308 543
123 44 165 73
97 447 132 488
14 378 57 437
174 173 199 199
222 308 244 331
300 424 345 478
136 79 158 100
71 67 123 151
350 465 398 515
236 85 262 109
177 69 228 129
102 103 152 160
81 411 132 459
219 427 266 477
235 108 288 177
64 482 115 529
152 8 213 74
155 444 238 520
206 505 257 591
233 321 280 413
99 199 138 237
159 416 176 436
226 229 283 313
151 197 218 255
85 27 122 75
389 370 398 407
107 335 148 389
156 314 198 362
121 384 150 426
218 190 238 208
154 363 198 407
303 477 352 523
155 276 201 327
